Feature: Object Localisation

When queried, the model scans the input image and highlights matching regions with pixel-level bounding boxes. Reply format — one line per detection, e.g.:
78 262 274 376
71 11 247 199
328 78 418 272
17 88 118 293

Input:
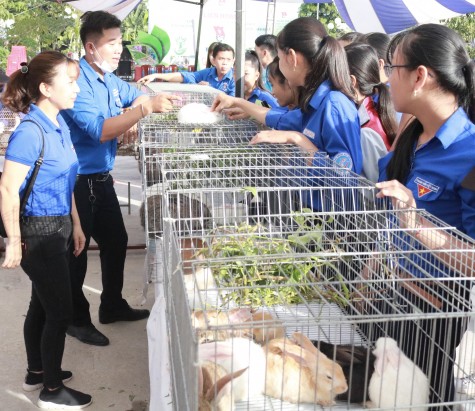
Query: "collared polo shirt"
247 87 279 108
62 57 143 174
5 105 78 216
266 80 362 174
181 67 235 96
379 107 475 238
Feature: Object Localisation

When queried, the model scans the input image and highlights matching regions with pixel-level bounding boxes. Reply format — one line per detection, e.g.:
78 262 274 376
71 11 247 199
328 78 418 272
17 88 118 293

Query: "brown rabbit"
265 332 348 406
191 308 285 344
198 361 247 411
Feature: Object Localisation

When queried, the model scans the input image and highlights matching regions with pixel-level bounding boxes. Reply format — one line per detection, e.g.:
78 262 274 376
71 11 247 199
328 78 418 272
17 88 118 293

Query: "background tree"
443 13 475 58
299 3 348 38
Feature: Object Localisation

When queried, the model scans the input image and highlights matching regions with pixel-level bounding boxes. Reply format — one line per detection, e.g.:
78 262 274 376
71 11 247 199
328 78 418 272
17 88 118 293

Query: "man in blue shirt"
62 11 179 347
254 34 277 92
137 43 236 96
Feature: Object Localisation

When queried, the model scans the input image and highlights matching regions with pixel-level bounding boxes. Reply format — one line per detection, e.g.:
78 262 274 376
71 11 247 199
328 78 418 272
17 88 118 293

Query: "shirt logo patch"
414 177 439 198
303 128 315 139
333 152 353 170
221 83 228 91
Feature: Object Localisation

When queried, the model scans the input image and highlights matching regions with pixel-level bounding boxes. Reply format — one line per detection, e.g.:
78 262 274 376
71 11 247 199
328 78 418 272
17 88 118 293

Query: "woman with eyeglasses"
375 24 475 408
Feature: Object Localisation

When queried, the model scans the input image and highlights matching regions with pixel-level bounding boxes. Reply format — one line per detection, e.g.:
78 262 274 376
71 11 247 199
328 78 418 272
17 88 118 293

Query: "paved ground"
0 156 154 411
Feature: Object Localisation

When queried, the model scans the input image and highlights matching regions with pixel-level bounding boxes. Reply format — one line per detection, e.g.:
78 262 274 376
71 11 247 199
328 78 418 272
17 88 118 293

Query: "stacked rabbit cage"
138 86 263 287
159 144 475 411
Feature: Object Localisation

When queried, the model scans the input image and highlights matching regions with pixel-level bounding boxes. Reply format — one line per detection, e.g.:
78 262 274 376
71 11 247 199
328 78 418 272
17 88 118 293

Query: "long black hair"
345 42 397 145
276 17 354 112
245 50 265 91
386 23 475 183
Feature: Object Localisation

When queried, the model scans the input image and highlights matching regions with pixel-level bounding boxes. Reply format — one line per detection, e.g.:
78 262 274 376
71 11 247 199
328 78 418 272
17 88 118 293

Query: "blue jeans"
20 215 73 389
69 173 128 326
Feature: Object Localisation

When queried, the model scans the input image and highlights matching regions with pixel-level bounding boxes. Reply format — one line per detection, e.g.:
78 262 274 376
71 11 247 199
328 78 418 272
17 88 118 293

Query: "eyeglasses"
384 64 410 76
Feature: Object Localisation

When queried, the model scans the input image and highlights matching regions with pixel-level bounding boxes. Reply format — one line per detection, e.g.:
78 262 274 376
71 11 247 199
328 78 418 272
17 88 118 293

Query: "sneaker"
23 370 73 392
38 385 92 409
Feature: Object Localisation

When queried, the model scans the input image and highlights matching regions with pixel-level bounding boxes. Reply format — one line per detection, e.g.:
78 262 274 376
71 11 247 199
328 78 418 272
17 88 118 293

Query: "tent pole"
235 0 245 97
194 0 204 70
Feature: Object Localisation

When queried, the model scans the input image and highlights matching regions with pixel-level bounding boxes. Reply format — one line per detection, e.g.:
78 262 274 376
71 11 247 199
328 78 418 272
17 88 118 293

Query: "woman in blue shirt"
0 51 91 409
212 17 361 175
243 50 278 108
375 24 475 408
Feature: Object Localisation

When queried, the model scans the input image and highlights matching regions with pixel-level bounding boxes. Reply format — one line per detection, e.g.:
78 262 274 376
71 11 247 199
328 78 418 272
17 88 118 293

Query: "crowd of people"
0 8 474 410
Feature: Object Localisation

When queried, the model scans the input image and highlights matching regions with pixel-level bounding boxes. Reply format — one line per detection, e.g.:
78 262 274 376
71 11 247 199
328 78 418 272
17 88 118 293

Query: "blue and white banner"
333 0 475 34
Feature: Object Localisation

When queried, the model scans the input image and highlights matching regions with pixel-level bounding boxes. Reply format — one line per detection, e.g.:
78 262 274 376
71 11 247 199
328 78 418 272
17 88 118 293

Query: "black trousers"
69 174 128 326
20 216 73 389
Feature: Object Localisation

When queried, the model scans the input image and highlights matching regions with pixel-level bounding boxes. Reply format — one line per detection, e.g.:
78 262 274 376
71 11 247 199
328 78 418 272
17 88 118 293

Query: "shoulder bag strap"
18 119 45 215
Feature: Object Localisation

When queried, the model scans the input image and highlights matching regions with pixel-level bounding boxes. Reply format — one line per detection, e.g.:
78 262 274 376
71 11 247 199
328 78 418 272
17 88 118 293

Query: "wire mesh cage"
157 148 475 411
0 106 21 155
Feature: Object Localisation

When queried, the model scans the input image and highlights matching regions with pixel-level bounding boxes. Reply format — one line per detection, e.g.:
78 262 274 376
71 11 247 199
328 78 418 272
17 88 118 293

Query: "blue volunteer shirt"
265 80 362 173
181 67 235 96
247 87 279 108
379 108 475 278
62 57 143 174
379 108 475 238
5 105 78 216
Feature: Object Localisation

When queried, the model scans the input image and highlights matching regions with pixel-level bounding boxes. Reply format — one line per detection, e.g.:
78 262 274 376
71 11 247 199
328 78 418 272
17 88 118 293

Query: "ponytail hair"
386 23 475 183
277 17 354 112
345 42 397 145
2 51 77 114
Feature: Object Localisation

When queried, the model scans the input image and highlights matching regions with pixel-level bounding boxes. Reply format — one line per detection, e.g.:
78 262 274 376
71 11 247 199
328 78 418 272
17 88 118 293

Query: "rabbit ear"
198 367 204 395
204 367 248 402
373 338 401 374
292 332 323 356
228 308 253 323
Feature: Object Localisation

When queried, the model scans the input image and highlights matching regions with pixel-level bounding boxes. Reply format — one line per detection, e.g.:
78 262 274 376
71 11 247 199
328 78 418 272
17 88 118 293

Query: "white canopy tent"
62 0 475 34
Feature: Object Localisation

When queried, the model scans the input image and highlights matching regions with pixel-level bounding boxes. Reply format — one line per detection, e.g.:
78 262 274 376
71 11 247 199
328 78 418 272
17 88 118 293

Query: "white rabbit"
199 338 266 402
368 337 430 411
177 103 223 124
198 360 247 411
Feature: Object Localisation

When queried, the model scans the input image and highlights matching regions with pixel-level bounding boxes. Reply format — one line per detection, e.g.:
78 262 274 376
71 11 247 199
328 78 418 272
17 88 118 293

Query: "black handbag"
0 120 45 238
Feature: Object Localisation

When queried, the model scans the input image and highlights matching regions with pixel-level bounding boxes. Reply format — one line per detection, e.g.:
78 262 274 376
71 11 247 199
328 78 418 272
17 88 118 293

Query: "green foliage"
298 3 347 38
0 0 79 68
197 220 350 307
443 13 475 59
0 0 149 71
121 0 149 43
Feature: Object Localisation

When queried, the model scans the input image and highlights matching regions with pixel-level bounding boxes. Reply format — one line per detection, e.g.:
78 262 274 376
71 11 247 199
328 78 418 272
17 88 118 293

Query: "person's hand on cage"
376 179 419 229
198 81 210 86
211 93 236 112
224 107 250 120
145 93 181 114
136 73 159 85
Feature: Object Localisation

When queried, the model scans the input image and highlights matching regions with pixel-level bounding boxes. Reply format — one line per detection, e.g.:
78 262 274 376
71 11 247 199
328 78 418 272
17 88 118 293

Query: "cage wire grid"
137 89 475 410
160 176 475 410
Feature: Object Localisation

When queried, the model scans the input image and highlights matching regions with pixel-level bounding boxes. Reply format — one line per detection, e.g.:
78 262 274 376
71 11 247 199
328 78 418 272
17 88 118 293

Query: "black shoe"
38 385 92 409
23 370 73 392
66 324 110 346
99 306 150 324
